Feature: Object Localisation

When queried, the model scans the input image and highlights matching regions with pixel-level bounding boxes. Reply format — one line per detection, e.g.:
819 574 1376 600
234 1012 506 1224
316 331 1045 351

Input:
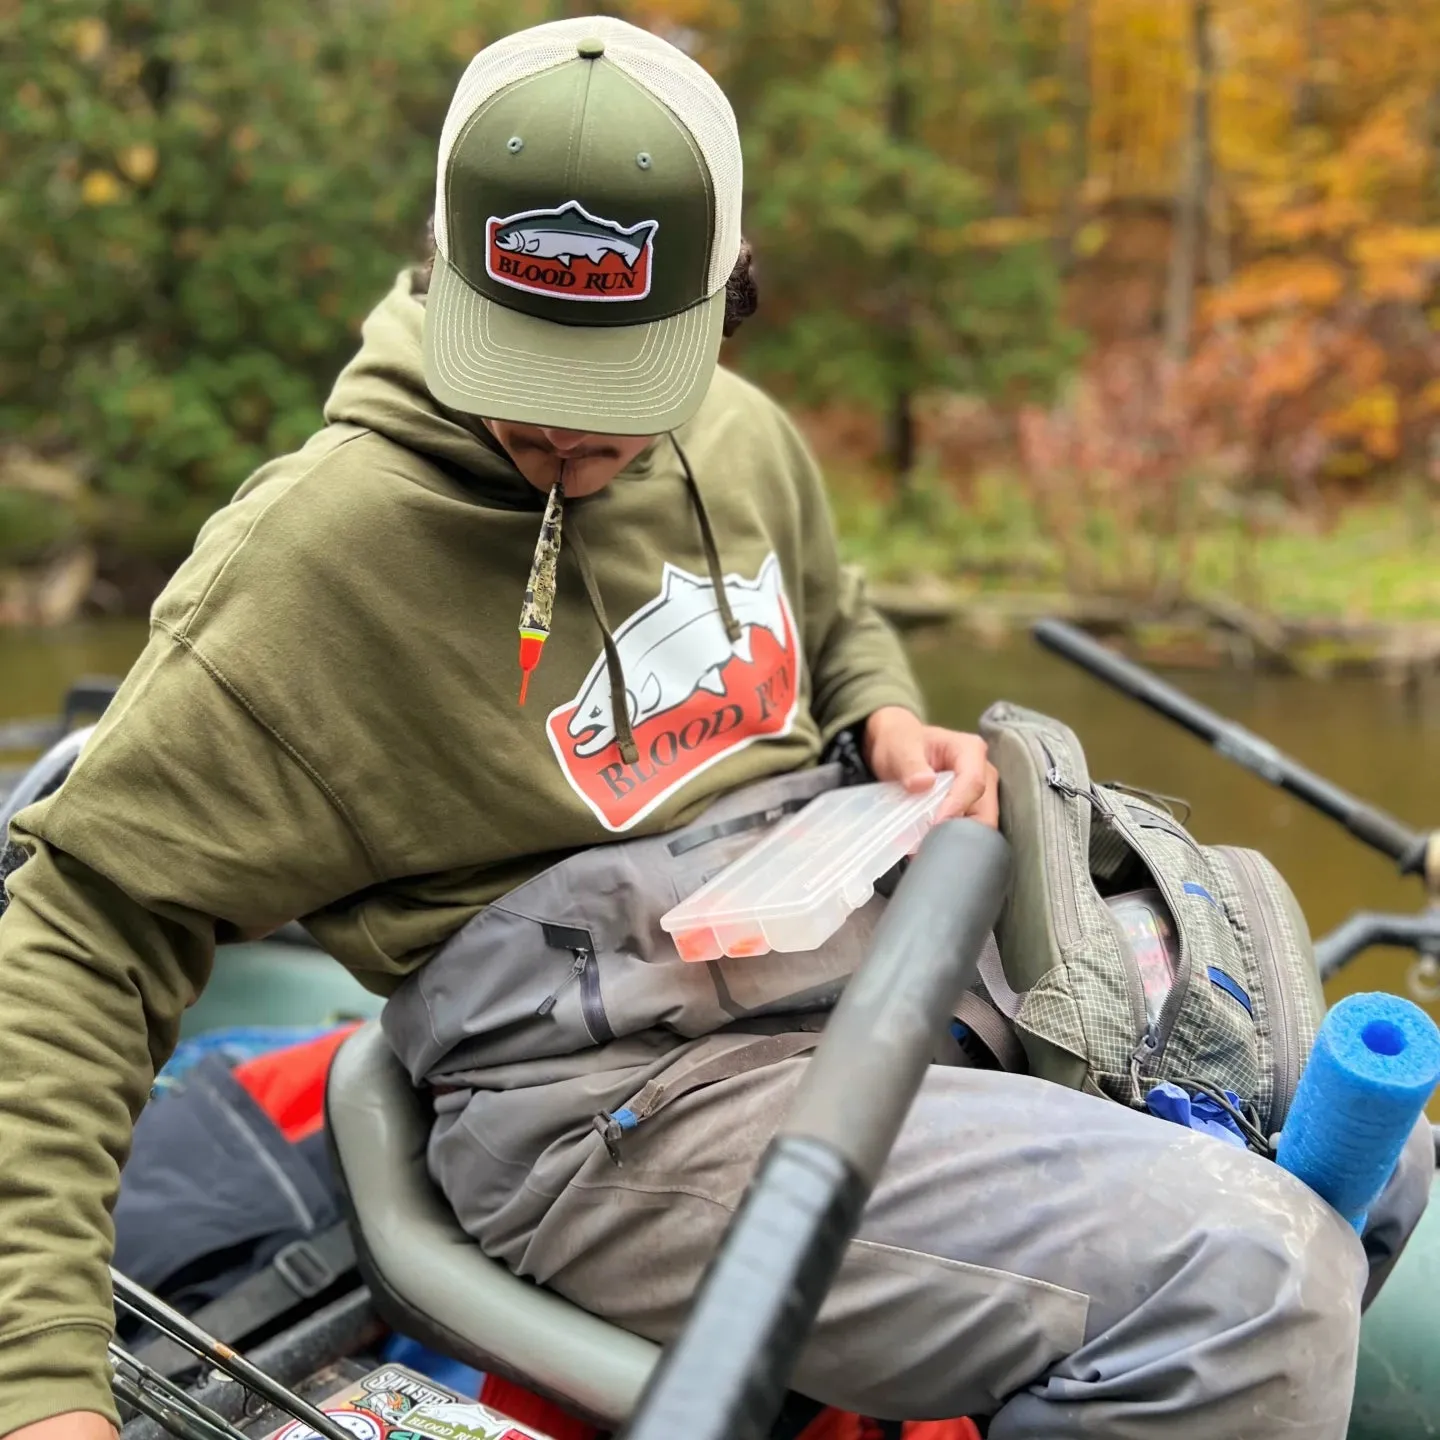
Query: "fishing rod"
1032 619 1436 878
110 1344 250 1440
1032 619 1440 982
111 1270 357 1440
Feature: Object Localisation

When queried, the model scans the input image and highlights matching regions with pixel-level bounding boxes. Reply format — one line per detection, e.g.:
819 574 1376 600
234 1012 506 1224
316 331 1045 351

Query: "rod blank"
111 1270 355 1440
1033 619 1427 871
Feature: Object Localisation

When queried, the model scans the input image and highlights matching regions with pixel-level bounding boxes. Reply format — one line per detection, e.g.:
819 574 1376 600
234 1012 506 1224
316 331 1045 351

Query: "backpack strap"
976 934 1021 1019
953 991 1028 1074
951 936 1028 1074
132 1220 356 1377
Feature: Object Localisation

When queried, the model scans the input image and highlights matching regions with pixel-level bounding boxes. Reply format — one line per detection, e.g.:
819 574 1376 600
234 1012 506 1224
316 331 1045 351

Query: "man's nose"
540 428 593 455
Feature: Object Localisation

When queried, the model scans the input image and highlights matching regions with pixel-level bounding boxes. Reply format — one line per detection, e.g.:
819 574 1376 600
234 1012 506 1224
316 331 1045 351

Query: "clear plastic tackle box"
660 774 956 963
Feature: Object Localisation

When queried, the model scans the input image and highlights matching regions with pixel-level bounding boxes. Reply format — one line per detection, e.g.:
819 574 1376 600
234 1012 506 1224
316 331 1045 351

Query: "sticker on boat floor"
265 1365 554 1440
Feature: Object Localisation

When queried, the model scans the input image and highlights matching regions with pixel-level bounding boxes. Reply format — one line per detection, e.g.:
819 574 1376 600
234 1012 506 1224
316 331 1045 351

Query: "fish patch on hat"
486 200 658 302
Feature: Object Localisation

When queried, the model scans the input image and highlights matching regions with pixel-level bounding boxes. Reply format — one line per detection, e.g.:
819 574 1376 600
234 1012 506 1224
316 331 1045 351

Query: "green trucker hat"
422 17 743 435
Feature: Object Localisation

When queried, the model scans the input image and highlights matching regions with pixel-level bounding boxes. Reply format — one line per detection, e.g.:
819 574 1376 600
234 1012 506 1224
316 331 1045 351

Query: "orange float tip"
518 630 547 707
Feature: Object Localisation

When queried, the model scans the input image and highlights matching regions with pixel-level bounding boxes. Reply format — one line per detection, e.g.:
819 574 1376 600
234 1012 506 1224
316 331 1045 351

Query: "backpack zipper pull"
537 948 589 1017
1130 1028 1161 1092
1046 768 1104 811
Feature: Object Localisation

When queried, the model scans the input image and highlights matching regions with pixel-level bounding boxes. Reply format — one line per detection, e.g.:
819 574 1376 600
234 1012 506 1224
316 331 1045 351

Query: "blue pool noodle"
1275 992 1440 1231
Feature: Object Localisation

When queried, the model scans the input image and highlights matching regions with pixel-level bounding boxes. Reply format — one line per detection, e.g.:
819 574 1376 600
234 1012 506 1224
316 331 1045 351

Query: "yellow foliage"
80 171 122 207
960 217 1050 249
1324 385 1400 459
69 17 107 63
1348 225 1440 302
1073 220 1109 258
116 144 158 185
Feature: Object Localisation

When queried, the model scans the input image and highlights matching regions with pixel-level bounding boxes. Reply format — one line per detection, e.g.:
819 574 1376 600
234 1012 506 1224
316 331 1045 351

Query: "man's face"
484 420 656 498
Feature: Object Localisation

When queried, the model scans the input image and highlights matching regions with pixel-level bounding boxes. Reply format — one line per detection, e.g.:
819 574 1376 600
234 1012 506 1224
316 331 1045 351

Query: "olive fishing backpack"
963 702 1326 1144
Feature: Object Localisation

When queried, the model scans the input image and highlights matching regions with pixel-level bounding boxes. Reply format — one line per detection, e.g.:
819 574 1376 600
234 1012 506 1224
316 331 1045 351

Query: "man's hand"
862 707 999 828
8 1416 116 1440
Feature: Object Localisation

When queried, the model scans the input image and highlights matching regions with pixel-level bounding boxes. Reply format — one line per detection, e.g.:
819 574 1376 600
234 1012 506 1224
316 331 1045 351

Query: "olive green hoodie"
0 268 922 1429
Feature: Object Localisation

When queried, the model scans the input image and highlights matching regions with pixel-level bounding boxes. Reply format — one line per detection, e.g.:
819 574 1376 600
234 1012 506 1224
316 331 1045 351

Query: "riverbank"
836 478 1440 686
5 471 1439 686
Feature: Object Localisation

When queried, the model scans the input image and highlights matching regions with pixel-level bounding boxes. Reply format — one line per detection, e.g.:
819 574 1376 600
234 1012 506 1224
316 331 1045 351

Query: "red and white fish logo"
486 200 658 302
548 553 800 831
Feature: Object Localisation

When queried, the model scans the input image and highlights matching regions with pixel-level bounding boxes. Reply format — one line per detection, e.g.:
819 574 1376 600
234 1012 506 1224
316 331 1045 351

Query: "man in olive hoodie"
0 17 1428 1440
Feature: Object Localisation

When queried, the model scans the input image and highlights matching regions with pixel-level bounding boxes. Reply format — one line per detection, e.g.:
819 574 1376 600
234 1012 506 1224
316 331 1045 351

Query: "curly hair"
413 218 758 337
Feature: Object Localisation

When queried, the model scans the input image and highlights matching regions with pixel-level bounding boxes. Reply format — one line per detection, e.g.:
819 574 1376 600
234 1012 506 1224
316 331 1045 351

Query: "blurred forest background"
5 0 1440 664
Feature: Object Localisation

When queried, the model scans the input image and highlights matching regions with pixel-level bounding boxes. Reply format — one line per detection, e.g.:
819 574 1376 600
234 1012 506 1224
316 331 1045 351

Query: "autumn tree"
650 0 1079 499
0 0 561 563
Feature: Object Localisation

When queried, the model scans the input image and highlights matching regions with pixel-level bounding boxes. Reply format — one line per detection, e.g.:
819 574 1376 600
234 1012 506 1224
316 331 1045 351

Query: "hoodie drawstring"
670 433 741 644
517 435 736 774
566 518 639 767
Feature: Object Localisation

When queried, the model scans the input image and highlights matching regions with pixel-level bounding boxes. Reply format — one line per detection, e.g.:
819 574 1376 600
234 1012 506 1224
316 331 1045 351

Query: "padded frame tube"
622 819 1011 1440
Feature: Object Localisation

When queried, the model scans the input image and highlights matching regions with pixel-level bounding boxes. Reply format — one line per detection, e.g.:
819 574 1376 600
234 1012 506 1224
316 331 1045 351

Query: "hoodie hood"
323 269 542 511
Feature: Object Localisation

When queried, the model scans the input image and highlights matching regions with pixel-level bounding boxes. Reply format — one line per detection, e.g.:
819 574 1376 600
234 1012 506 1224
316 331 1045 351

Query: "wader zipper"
537 949 589 1017
580 947 614 1044
536 944 615 1045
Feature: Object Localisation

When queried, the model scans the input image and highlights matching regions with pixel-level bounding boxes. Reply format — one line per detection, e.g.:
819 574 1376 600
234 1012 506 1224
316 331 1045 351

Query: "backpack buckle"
273 1237 339 1298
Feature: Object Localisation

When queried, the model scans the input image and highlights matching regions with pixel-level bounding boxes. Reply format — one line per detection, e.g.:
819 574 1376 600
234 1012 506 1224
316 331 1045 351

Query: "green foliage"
0 0 562 558
0 490 80 565
737 57 1079 413
0 0 1080 575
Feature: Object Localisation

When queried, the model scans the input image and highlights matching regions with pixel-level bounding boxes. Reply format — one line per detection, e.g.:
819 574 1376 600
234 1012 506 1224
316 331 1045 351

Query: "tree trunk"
1294 0 1320 128
1163 0 1213 361
991 0 1024 219
885 395 917 486
879 0 916 493
1057 0 1091 272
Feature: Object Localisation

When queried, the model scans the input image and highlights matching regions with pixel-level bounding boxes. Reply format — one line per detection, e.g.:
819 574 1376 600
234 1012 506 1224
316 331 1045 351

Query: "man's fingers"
966 762 1001 829
879 727 936 793
926 731 987 820
934 766 987 822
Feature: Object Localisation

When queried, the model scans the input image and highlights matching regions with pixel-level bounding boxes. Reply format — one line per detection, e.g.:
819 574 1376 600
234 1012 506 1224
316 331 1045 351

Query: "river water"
4 618 1440 1016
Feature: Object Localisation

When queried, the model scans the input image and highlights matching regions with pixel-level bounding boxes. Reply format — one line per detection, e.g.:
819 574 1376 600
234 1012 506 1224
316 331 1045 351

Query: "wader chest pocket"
384 766 877 1081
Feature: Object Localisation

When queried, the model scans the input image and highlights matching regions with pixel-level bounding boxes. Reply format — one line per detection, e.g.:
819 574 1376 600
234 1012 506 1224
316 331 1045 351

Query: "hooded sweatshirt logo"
548 554 799 831
486 201 658 302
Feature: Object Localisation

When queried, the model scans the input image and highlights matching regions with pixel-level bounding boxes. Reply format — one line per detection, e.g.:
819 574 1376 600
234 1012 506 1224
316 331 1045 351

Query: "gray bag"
973 701 1326 1142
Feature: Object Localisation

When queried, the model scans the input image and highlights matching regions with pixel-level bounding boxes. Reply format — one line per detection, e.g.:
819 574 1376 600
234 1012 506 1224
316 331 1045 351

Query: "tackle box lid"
660 775 955 963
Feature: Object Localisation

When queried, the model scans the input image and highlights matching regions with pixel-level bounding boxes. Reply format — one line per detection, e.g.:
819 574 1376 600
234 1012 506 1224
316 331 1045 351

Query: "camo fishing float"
518 474 565 705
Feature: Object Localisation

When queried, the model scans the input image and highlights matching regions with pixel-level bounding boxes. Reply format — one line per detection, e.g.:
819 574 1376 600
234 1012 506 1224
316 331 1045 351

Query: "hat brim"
422 251 725 436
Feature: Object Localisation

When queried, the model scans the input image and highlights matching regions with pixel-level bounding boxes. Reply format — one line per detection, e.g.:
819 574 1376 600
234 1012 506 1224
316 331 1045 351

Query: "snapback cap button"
576 36 605 58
